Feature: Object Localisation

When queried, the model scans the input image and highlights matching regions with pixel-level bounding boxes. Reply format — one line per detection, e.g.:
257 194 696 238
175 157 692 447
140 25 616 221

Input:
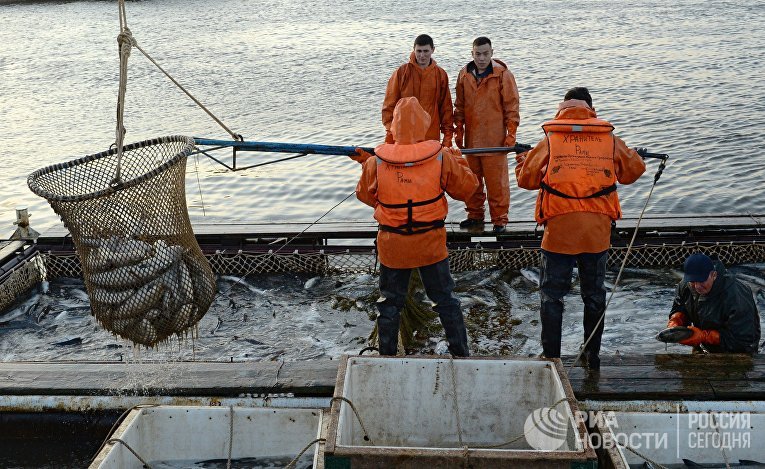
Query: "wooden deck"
1 354 763 402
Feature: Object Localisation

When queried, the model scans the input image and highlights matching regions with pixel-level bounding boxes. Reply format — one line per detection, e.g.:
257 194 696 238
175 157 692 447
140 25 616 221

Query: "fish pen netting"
27 136 216 346
36 240 765 277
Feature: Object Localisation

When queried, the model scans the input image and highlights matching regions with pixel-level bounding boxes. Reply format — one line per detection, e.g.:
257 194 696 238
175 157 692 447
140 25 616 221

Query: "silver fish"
655 326 693 343
91 287 134 307
111 278 164 319
90 242 182 288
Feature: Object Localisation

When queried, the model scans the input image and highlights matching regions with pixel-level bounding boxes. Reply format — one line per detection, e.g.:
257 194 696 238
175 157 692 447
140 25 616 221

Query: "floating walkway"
1 354 764 406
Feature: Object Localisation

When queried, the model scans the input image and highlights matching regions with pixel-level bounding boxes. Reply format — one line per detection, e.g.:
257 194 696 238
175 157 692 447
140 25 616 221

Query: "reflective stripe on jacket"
535 117 621 224
373 141 447 235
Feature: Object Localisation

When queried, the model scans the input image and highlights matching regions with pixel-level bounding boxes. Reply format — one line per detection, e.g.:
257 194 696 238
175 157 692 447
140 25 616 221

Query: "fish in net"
27 135 216 346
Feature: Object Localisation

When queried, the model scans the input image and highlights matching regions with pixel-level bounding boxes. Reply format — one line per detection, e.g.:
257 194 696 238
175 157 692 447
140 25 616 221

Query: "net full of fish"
84 235 215 346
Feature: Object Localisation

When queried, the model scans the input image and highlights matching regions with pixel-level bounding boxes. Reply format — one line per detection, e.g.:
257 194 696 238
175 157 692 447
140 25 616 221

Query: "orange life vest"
536 117 622 224
373 140 447 235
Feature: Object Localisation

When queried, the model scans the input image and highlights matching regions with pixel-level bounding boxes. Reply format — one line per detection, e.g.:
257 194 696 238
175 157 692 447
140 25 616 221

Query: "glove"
441 135 452 148
504 135 516 148
666 312 687 329
678 326 721 347
385 131 394 144
515 151 528 164
455 126 464 149
350 148 373 164
634 147 648 158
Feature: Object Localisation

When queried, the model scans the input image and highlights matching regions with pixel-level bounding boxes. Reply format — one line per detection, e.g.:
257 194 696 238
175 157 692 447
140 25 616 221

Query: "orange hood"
391 96 431 144
554 99 597 120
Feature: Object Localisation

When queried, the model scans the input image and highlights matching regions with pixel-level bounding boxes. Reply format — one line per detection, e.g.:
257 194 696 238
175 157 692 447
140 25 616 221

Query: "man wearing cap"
666 253 761 354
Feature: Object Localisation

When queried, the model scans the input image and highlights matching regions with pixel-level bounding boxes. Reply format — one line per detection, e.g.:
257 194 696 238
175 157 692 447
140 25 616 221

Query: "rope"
89 404 158 466
113 0 134 186
131 41 241 141
329 396 374 445
105 438 153 468
448 356 465 447
227 405 234 469
710 413 732 469
448 356 470 468
569 156 668 372
285 438 326 469
193 152 207 216
621 443 669 469
470 397 570 450
220 190 356 295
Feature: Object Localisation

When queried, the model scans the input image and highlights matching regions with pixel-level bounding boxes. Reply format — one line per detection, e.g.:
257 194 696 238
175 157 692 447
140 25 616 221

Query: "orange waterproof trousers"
464 153 509 225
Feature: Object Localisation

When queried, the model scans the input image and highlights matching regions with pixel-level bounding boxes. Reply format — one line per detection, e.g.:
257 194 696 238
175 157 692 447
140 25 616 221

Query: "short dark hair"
414 34 434 48
472 36 492 48
564 87 593 107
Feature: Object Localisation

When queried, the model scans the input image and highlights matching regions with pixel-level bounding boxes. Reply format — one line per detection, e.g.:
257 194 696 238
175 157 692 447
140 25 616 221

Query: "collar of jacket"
408 51 437 70
554 103 598 120
703 260 729 299
373 141 442 165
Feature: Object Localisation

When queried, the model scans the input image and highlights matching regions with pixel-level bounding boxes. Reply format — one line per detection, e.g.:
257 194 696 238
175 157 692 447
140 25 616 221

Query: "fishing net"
27 135 216 346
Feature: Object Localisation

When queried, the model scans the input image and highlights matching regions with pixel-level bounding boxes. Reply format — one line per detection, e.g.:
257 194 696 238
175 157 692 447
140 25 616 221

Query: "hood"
554 99 598 120
408 51 437 68
390 96 430 144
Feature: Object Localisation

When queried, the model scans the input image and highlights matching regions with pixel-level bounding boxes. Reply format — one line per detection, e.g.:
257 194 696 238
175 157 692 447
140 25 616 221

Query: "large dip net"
27 135 216 346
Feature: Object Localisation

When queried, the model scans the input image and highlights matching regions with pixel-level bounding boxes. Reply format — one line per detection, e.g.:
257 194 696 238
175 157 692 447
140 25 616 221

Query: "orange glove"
350 148 373 164
515 151 528 164
504 134 516 148
455 126 464 149
441 135 452 148
666 312 687 329
385 131 394 144
679 326 721 347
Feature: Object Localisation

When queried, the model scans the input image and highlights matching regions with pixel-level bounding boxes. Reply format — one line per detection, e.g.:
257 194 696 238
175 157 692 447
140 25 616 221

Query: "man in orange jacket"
455 37 520 234
665 253 760 354
382 34 454 147
515 87 646 369
352 97 479 357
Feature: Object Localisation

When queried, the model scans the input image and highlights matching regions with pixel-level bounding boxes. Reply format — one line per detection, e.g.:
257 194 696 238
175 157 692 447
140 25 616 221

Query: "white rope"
569 164 665 372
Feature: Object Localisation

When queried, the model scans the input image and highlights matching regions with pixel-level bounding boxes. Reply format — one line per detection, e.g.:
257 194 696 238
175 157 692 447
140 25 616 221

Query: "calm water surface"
1 0 764 233
0 1 764 362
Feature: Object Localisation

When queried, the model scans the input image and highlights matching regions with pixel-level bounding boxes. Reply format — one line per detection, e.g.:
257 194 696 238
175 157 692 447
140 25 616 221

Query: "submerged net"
27 136 216 346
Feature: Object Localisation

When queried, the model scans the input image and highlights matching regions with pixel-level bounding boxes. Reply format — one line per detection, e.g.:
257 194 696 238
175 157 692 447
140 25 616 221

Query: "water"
2 264 764 361
1 1 765 359
1 0 764 235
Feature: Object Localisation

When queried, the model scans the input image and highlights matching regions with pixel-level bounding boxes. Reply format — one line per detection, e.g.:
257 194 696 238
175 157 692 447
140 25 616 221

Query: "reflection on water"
1 0 764 234
2 264 763 361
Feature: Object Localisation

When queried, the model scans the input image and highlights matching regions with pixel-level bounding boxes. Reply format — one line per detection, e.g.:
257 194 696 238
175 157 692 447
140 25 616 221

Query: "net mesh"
36 240 765 277
0 255 43 314
27 136 216 346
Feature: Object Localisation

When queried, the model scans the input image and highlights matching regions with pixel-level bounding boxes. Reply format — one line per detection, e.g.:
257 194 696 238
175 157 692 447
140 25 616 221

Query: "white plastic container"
597 409 765 468
91 406 324 468
325 355 595 468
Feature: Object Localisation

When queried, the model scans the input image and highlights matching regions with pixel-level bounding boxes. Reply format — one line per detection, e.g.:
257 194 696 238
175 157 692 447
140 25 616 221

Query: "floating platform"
1 354 764 405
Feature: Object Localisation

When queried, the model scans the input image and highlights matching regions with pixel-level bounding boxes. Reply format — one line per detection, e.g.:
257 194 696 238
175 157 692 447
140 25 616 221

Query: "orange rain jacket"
515 100 646 255
358 97 478 269
454 59 520 149
454 59 520 225
382 52 454 146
